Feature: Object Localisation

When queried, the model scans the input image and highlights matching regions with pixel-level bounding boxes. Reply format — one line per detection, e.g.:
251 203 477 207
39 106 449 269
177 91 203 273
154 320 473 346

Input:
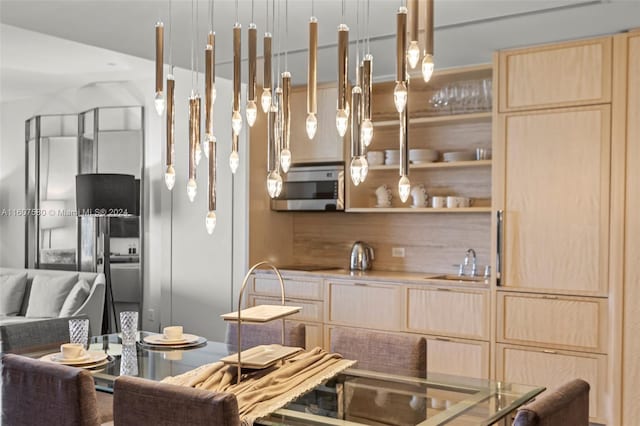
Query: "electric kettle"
350 241 375 271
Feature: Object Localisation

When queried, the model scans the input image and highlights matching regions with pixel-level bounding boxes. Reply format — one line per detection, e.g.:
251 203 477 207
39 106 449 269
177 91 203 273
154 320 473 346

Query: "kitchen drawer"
251 275 323 300
496 343 607 423
248 295 323 323
426 336 489 380
327 281 403 331
406 287 489 340
497 292 608 353
499 37 612 111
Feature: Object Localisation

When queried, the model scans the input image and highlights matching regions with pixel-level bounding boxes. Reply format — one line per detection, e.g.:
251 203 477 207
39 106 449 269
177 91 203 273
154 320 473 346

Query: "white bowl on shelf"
366 151 385 166
442 150 475 162
409 148 438 163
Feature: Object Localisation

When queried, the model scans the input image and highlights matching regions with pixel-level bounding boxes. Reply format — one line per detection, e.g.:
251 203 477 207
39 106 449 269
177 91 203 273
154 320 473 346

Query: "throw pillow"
58 279 91 317
25 274 79 318
0 273 28 315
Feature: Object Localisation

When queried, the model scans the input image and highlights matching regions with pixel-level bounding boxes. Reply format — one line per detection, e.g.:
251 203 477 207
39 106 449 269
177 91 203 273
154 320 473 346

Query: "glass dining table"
26 332 545 425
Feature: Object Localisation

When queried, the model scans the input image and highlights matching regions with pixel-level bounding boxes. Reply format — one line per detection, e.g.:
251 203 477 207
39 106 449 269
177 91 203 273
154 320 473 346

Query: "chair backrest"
225 321 306 352
513 379 590 426
1 353 101 426
330 327 426 378
0 314 89 354
113 375 240 426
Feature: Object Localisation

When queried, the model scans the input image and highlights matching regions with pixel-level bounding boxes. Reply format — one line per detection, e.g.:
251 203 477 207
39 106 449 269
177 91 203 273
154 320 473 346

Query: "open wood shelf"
346 207 492 213
368 160 491 171
373 112 492 128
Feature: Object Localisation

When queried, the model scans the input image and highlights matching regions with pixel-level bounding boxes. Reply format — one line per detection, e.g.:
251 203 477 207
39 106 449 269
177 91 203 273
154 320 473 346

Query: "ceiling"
1 0 640 102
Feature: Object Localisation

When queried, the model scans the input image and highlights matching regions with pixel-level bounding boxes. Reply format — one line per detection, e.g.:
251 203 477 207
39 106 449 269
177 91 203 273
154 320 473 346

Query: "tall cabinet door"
622 31 640 425
496 105 611 295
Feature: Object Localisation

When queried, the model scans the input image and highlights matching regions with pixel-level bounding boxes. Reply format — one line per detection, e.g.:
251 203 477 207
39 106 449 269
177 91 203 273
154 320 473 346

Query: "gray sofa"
0 268 105 340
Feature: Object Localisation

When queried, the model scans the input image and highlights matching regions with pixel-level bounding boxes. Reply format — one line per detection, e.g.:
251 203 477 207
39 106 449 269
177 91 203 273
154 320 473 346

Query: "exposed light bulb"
266 170 283 198
203 138 210 158
280 149 292 173
232 110 243 135
336 109 348 137
359 156 369 182
246 100 258 127
422 53 435 82
398 175 411 203
261 88 272 113
350 157 363 186
407 41 420 69
306 113 317 140
154 92 165 115
205 211 217 234
195 142 202 166
186 178 197 202
229 150 239 174
164 165 175 190
361 119 374 146
394 81 408 113
211 83 217 105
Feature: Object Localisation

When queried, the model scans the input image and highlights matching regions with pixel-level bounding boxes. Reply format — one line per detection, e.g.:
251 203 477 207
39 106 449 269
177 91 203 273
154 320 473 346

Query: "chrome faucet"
464 248 477 277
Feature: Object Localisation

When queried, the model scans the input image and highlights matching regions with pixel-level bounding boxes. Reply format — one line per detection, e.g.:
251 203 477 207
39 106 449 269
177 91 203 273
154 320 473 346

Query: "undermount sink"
427 274 489 283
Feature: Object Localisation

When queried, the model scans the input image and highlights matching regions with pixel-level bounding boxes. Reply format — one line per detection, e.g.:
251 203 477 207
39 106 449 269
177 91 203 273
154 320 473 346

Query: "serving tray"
221 344 302 369
220 305 301 323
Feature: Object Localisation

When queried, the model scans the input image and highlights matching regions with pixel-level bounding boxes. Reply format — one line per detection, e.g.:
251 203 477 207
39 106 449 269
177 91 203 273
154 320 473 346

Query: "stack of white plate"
385 149 400 165
41 351 111 370
366 151 385 166
409 148 439 164
442 150 476 162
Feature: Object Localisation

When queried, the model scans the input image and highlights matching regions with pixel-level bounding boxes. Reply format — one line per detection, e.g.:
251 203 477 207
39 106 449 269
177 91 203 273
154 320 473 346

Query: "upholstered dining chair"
512 379 590 426
225 321 306 352
1 353 113 426
113 375 239 426
330 327 427 377
0 314 90 354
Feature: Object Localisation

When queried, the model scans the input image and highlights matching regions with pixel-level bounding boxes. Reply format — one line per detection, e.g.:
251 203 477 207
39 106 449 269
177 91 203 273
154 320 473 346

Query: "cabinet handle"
542 295 558 300
496 210 504 286
436 288 451 292
542 349 557 354
435 337 451 342
354 282 368 287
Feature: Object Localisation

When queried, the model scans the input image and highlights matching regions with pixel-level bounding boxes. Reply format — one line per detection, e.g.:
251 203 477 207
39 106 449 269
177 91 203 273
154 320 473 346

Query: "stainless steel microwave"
271 162 344 211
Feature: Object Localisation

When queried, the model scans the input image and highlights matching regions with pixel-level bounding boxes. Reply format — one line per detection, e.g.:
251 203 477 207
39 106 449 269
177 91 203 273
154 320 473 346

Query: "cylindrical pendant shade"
267 105 277 172
408 0 419 43
363 56 373 120
155 22 164 93
208 32 216 83
337 24 349 111
205 45 214 138
208 141 217 211
400 91 410 177
248 24 257 101
233 23 241 111
351 87 362 157
282 72 291 151
264 34 272 90
425 0 434 55
166 76 175 166
76 174 136 216
195 94 201 149
307 17 318 115
189 96 197 180
396 8 407 82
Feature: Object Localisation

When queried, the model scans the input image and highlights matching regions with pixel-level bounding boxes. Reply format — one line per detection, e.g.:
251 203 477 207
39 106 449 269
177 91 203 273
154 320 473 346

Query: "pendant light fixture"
246 0 258 128
394 6 408 113
336 0 349 138
231 0 242 138
279 0 292 173
261 0 273 114
422 0 435 82
230 113 240 174
205 0 217 234
154 21 165 115
361 0 374 147
398 106 410 203
266 104 282 198
186 0 198 202
306 0 318 140
407 0 420 69
350 85 364 186
164 0 175 190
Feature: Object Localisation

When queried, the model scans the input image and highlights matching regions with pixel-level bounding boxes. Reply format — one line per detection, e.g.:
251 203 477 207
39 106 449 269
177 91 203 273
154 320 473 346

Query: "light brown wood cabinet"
289 84 343 163
498 37 612 111
496 344 608 423
406 286 489 340
497 292 608 353
252 275 323 300
496 105 611 296
426 336 489 380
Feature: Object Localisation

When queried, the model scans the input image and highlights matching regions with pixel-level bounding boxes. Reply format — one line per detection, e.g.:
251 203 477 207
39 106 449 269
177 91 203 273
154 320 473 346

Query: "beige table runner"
162 347 356 425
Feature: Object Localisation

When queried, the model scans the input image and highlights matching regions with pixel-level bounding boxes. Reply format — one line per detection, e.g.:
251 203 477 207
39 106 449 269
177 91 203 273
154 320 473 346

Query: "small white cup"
375 185 392 207
163 326 184 340
432 196 447 208
446 196 471 208
410 184 427 207
61 343 86 360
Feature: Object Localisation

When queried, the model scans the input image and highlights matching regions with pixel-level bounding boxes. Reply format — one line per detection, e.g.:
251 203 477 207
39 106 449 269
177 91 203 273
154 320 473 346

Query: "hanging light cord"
356 0 360 71
235 0 239 23
251 0 255 23
191 0 195 89
168 0 173 69
285 0 288 70
366 0 371 54
312 0 315 17
265 0 269 33
341 0 345 24
195 0 199 89
276 0 281 81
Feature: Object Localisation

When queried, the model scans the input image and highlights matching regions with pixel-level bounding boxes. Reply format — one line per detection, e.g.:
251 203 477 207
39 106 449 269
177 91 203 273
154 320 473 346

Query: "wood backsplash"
292 212 491 274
